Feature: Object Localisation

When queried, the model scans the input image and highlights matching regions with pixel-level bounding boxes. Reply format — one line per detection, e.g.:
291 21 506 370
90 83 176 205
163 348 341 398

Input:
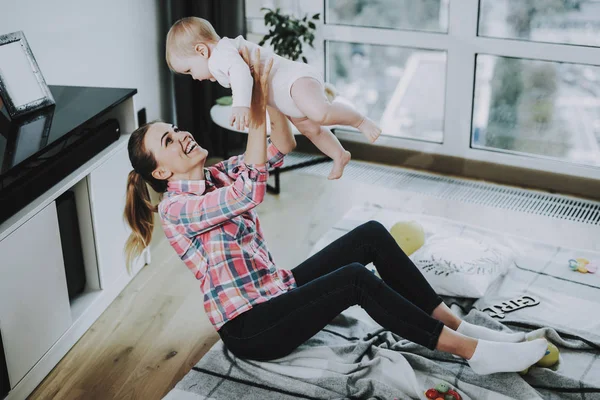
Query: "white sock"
467 338 548 375
457 321 526 343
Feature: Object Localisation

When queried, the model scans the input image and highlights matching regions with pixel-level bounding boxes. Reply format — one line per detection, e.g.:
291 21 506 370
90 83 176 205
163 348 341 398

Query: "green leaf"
302 56 308 63
264 13 274 25
256 6 318 62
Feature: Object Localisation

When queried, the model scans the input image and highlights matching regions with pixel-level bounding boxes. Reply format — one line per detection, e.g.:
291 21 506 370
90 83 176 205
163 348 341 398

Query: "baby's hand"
230 106 250 131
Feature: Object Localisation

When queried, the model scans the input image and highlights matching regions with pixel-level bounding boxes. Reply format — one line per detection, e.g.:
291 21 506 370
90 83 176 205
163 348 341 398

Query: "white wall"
0 0 171 122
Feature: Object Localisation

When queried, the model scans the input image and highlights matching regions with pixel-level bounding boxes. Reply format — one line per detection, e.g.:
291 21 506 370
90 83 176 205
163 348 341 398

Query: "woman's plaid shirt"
158 139 297 330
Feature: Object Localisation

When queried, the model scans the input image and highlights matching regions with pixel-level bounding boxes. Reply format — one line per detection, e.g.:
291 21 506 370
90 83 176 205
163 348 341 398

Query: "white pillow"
409 235 514 298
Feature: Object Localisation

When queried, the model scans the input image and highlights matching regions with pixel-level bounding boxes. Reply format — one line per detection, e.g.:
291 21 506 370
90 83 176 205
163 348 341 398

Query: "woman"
124 47 547 376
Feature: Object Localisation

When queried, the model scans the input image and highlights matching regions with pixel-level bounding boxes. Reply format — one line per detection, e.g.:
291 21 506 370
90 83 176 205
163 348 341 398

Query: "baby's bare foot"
357 117 381 143
328 150 351 180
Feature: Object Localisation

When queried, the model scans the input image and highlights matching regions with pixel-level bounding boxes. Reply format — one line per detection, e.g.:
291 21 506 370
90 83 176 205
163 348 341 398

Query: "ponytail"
124 170 157 271
124 121 168 272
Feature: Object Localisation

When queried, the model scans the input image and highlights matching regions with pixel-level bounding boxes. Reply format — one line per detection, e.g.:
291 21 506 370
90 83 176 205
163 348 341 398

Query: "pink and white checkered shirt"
158 139 297 330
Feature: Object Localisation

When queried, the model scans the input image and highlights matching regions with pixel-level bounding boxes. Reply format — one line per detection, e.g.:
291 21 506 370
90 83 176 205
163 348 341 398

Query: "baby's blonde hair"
166 17 220 71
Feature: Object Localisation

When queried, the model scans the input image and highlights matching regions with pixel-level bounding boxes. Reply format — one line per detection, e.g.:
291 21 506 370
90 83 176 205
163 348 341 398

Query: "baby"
166 17 381 180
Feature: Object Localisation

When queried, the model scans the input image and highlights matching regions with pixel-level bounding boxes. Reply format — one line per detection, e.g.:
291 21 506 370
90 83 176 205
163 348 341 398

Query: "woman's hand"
239 46 273 129
230 106 250 131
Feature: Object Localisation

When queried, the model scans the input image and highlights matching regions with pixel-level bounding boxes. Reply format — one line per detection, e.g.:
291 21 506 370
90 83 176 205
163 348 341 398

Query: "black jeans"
218 221 444 361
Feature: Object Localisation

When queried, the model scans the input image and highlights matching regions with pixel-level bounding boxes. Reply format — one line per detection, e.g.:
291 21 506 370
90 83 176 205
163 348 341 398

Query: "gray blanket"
165 204 600 400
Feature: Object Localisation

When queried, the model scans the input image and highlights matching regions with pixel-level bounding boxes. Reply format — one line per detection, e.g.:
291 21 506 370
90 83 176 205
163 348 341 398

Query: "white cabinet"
0 91 144 400
0 203 72 388
87 145 144 288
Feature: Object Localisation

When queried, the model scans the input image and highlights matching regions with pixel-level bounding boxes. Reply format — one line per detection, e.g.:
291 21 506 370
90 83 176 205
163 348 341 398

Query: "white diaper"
267 58 324 119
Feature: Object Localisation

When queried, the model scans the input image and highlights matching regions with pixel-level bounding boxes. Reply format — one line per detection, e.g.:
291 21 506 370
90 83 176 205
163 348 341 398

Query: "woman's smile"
181 136 200 155
184 139 198 154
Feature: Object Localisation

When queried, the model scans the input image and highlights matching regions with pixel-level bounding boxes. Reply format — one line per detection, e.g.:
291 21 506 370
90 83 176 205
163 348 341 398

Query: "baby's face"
170 53 215 82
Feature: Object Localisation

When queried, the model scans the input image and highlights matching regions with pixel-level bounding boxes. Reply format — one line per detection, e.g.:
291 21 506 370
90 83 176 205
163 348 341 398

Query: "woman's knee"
341 263 382 299
341 262 381 286
340 262 367 277
360 220 387 236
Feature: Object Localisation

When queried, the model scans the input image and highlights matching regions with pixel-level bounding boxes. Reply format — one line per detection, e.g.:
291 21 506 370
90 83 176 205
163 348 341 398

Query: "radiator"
285 153 600 226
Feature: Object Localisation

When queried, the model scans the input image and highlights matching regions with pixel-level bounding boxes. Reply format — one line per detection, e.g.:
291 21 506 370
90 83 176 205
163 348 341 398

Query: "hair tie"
129 169 143 184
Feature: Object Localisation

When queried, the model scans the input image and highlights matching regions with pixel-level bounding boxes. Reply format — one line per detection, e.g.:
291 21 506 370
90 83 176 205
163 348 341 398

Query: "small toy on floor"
568 258 597 274
424 382 462 400
389 221 425 256
536 342 560 367
480 295 540 319
519 341 560 374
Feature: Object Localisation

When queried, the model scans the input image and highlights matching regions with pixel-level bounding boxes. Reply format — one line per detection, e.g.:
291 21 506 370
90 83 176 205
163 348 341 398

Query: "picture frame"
0 31 54 120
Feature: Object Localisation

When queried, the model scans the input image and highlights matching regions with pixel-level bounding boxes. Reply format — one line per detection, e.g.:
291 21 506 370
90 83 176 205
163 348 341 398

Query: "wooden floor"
29 165 600 400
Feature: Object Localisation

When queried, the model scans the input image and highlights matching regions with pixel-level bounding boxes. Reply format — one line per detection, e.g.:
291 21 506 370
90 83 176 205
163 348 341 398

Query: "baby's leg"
290 77 381 143
267 106 296 153
290 117 351 180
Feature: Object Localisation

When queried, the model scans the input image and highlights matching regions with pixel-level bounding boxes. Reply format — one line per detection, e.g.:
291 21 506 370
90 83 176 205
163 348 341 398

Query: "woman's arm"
161 168 267 236
267 106 296 155
242 46 273 165
209 48 285 181
162 48 274 237
210 138 285 182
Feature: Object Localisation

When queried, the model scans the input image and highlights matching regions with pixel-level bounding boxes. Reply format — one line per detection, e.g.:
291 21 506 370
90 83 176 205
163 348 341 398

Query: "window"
326 0 449 33
327 41 446 142
473 55 600 166
478 0 600 47
246 0 600 179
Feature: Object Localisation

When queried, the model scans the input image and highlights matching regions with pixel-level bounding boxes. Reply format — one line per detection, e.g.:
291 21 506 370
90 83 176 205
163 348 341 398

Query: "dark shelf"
0 86 137 225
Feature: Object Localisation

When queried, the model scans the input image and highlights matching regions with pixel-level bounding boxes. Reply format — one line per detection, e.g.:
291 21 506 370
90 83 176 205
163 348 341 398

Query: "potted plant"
259 8 336 102
259 7 320 63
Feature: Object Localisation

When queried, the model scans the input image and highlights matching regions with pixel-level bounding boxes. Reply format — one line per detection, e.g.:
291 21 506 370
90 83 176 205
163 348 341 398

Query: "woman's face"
144 122 208 181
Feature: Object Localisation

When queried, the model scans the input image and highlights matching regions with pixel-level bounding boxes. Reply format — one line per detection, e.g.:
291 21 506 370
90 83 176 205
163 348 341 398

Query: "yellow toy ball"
519 367 529 375
536 343 560 368
577 265 589 273
390 221 425 256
